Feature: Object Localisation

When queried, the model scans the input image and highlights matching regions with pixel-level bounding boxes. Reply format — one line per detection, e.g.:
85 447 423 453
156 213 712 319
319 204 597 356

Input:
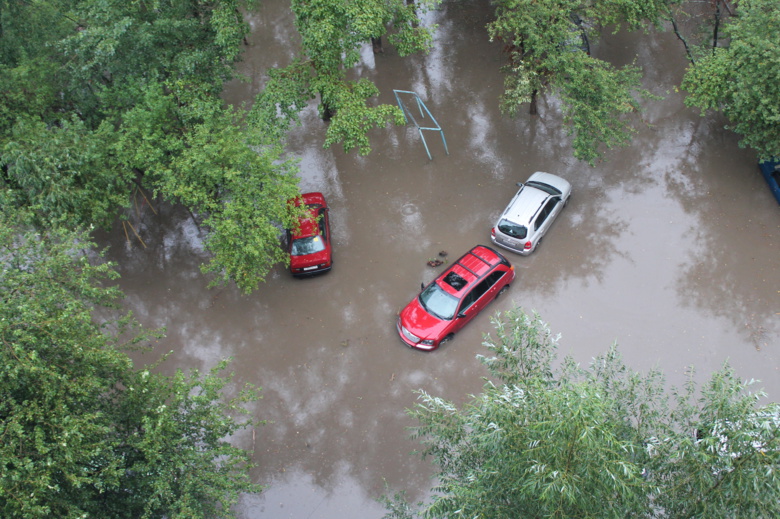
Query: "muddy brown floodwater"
95 1 780 518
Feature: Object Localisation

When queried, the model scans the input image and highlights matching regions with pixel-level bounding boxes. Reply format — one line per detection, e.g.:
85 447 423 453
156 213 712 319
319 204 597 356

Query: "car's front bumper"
396 319 437 351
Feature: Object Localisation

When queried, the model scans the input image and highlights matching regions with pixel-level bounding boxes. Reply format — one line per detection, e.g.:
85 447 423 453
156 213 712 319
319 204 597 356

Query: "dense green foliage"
385 310 780 518
0 210 260 518
0 0 301 293
252 0 440 155
487 0 672 164
682 0 780 159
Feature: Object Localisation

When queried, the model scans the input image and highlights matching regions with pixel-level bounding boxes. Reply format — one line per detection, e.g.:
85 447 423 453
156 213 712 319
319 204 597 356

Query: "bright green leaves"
109 361 261 519
488 0 666 164
0 0 306 292
409 310 652 519
0 217 133 518
647 367 780 518
147 95 300 293
392 309 780 519
257 0 439 156
589 0 671 30
559 55 647 165
1 116 130 229
0 213 261 518
321 78 406 155
682 0 780 159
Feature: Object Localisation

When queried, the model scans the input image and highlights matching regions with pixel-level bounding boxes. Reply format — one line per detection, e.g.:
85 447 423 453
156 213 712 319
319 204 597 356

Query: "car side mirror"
420 282 425 291
515 182 524 188
457 312 466 319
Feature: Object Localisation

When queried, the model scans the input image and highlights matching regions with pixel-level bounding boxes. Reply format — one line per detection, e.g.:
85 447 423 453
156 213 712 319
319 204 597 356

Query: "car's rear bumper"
291 265 332 277
490 236 531 256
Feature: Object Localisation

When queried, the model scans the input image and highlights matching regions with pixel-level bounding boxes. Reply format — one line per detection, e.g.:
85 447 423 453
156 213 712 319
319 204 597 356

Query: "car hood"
399 298 450 340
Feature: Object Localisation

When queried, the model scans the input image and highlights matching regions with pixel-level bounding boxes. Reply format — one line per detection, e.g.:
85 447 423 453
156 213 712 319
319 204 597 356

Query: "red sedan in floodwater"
287 192 332 277
397 245 515 351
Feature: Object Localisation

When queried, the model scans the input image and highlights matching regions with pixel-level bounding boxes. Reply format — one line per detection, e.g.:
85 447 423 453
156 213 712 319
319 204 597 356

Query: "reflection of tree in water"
659 103 779 348
677 240 778 350
519 189 630 298
247 349 435 503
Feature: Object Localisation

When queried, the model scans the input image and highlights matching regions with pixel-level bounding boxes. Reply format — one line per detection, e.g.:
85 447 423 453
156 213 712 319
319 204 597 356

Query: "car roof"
502 186 549 225
437 245 505 296
291 192 327 239
300 192 327 206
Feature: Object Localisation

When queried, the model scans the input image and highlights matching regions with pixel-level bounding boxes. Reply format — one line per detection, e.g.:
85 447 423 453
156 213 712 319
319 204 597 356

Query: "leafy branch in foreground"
0 210 262 519
0 0 299 293
386 308 780 518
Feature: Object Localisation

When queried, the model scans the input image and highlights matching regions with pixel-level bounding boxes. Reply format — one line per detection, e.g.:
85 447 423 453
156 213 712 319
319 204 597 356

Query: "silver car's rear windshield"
498 219 527 239
419 283 458 320
526 180 561 196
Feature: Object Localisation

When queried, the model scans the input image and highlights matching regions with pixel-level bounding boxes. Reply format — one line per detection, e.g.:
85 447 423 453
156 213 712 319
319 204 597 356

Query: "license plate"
303 266 318 271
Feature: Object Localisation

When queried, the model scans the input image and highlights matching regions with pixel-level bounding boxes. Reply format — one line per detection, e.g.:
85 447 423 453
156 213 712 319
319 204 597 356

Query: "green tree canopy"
252 0 440 155
487 0 671 164
682 0 780 159
0 0 301 293
385 309 780 518
0 209 261 518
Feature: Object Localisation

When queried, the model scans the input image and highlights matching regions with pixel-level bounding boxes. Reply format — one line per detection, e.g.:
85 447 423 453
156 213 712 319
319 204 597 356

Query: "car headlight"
420 339 435 346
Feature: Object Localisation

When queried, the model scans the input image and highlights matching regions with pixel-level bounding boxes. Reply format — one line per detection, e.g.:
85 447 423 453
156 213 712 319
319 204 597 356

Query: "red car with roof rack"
397 245 515 351
287 192 332 277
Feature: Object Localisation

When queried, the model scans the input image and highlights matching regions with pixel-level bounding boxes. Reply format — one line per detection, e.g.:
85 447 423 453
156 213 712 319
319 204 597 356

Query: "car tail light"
524 241 532 250
491 227 496 238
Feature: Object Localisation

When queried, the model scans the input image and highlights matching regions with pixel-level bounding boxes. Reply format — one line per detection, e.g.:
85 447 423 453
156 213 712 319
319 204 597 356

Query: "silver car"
490 171 572 255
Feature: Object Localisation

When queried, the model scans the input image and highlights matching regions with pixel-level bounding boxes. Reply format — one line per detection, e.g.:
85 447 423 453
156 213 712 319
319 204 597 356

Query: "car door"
533 197 561 240
453 276 497 331
482 271 505 301
318 208 329 244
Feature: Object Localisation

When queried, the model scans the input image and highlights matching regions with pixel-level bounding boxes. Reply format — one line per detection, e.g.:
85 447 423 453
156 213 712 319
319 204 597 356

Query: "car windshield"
419 282 459 320
526 180 561 196
291 235 325 256
498 219 527 239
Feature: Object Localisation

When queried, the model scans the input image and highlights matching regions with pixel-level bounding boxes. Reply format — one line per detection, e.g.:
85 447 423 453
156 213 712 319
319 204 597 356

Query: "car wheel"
496 285 510 298
440 334 454 346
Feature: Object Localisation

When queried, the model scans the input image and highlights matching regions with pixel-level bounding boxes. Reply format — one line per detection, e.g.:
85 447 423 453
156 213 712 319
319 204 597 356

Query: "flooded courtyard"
96 1 780 517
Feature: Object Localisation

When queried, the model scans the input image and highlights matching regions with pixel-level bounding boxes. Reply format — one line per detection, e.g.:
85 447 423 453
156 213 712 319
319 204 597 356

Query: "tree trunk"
320 95 334 121
529 90 538 116
712 1 721 51
407 0 418 28
371 37 383 54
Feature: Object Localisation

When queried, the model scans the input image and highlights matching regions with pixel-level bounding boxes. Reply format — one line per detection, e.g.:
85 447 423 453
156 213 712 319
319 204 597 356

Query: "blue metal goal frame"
393 90 449 160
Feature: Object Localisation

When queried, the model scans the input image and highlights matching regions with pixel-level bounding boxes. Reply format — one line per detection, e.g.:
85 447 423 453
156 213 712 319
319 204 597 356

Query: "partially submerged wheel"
497 284 510 298
440 334 454 346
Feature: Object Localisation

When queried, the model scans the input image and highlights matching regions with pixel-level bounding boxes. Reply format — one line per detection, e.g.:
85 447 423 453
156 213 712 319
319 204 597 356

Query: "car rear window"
291 235 325 255
498 219 527 239
526 180 561 196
